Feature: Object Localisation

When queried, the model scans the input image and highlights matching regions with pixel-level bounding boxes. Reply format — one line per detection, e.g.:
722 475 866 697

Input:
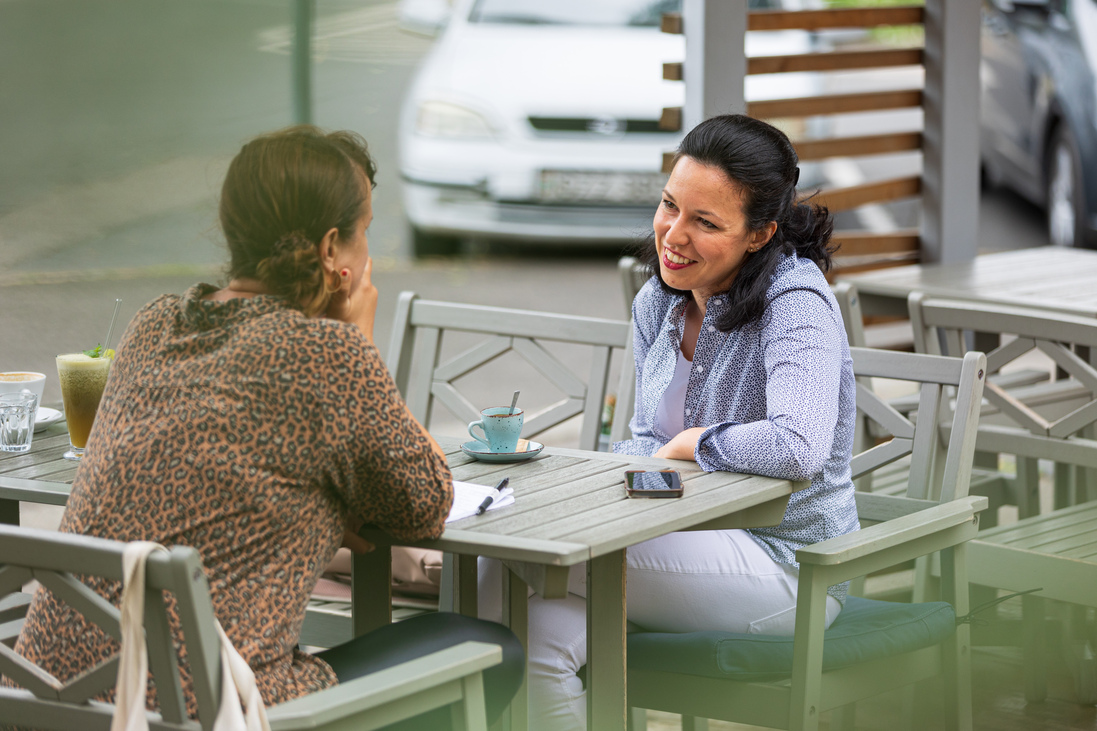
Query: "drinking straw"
508 390 520 415
103 299 122 355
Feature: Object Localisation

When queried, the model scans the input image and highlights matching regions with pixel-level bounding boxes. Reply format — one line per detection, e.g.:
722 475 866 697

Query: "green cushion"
627 596 956 682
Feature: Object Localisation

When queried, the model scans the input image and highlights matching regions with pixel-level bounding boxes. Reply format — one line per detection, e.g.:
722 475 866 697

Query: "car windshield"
468 0 783 27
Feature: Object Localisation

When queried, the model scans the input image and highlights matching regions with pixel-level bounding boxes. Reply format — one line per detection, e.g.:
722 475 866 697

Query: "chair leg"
940 545 972 731
453 672 490 731
1017 457 1041 518
1054 461 1073 511
1062 604 1097 704
1022 594 1048 702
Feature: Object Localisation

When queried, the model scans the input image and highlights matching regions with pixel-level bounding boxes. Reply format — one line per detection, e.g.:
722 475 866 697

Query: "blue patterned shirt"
614 253 860 602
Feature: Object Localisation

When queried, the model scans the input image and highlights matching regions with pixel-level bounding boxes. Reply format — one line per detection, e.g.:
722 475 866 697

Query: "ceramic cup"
0 372 46 405
468 407 524 453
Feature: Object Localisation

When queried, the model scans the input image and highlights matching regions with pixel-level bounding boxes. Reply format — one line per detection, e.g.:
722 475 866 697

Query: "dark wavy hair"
639 114 835 332
219 126 378 316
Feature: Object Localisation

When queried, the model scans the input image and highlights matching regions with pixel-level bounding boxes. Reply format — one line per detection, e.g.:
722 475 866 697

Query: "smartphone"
625 470 684 498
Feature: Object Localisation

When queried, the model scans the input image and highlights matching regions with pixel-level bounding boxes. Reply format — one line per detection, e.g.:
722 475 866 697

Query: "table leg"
0 499 18 526
587 550 627 731
351 543 391 636
455 554 479 618
502 566 528 731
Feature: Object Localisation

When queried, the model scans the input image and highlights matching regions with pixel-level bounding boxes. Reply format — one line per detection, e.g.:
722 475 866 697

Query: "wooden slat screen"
748 6 925 32
794 132 922 161
661 151 675 174
659 107 682 131
749 48 924 75
747 89 923 119
661 12 682 34
831 230 920 258
661 4 930 278
805 176 922 212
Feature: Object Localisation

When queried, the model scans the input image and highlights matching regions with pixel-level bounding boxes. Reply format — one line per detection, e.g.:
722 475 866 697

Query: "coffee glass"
56 353 112 461
0 392 39 453
468 407 524 453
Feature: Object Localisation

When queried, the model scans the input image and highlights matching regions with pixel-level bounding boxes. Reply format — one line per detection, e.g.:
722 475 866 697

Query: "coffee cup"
468 407 524 453
0 372 46 405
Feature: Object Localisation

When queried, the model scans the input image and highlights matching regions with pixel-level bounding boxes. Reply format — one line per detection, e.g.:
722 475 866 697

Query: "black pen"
476 477 510 516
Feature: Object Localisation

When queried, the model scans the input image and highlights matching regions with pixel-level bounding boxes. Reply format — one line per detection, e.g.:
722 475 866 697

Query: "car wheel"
1046 125 1085 248
410 226 461 258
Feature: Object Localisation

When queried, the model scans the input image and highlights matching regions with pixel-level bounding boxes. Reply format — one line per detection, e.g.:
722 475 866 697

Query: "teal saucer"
460 440 545 463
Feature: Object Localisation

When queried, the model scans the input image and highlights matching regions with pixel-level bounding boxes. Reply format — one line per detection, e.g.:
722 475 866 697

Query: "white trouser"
478 529 842 731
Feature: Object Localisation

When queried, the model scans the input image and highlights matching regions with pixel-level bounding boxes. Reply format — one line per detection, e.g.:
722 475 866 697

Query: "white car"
398 0 821 256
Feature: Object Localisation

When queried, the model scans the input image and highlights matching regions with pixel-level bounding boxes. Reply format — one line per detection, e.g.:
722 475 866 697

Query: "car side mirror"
398 0 454 37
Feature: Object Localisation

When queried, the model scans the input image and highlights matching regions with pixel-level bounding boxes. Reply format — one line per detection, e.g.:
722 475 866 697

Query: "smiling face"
654 156 775 306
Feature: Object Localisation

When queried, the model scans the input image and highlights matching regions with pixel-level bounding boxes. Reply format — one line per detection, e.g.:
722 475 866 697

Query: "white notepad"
447 480 516 523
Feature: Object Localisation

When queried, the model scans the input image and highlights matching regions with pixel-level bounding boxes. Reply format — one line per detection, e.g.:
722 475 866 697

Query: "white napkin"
446 480 516 523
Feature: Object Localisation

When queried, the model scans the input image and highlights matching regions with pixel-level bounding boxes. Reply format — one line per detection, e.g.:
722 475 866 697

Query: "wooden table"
840 247 1097 319
355 436 804 731
0 425 803 731
0 418 74 525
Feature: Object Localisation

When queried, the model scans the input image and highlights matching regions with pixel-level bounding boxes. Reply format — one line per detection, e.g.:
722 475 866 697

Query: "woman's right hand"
326 257 379 341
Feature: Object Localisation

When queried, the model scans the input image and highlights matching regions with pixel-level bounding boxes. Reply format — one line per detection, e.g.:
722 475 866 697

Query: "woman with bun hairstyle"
11 126 523 729
508 114 859 730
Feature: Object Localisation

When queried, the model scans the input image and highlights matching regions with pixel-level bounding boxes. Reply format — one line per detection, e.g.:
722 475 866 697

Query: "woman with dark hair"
511 114 859 730
11 126 523 729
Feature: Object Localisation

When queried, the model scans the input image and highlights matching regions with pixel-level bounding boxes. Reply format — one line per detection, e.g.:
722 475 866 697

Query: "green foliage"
823 0 925 47
81 345 115 359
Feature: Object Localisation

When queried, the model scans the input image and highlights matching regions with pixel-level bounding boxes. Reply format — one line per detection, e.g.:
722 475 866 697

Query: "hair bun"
273 230 313 255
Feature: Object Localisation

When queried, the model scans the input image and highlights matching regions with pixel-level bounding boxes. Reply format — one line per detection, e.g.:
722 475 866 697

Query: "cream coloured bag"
111 542 270 731
321 546 442 599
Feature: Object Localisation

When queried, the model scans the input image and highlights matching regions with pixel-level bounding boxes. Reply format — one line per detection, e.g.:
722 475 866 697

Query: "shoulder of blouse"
764 254 836 313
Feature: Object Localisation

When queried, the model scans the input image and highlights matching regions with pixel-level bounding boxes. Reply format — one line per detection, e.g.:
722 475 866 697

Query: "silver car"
398 0 820 256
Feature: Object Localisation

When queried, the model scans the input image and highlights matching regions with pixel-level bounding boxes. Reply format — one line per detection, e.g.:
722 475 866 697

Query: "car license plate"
540 170 667 205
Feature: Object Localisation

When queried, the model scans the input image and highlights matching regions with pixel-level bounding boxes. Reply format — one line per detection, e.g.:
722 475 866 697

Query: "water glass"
0 392 39 453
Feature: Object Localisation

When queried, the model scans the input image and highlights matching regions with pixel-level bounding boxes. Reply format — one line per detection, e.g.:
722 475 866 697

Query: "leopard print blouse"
10 284 453 716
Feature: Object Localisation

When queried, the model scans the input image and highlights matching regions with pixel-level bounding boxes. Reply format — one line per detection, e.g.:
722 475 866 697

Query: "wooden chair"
829 279 1018 529
627 347 988 731
386 291 633 452
0 523 501 731
908 292 1097 702
617 255 651 318
301 292 635 647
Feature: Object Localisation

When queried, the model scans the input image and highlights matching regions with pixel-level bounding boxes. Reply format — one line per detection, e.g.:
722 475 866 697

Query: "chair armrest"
796 496 987 569
267 641 502 731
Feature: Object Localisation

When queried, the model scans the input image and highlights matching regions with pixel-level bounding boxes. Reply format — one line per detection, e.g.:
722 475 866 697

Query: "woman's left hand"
326 257 379 341
653 427 706 461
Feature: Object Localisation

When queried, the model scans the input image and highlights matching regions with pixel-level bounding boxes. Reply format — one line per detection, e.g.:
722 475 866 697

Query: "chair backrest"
849 346 986 520
617 256 652 318
909 293 1097 474
385 292 633 451
0 524 222 731
832 281 868 348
